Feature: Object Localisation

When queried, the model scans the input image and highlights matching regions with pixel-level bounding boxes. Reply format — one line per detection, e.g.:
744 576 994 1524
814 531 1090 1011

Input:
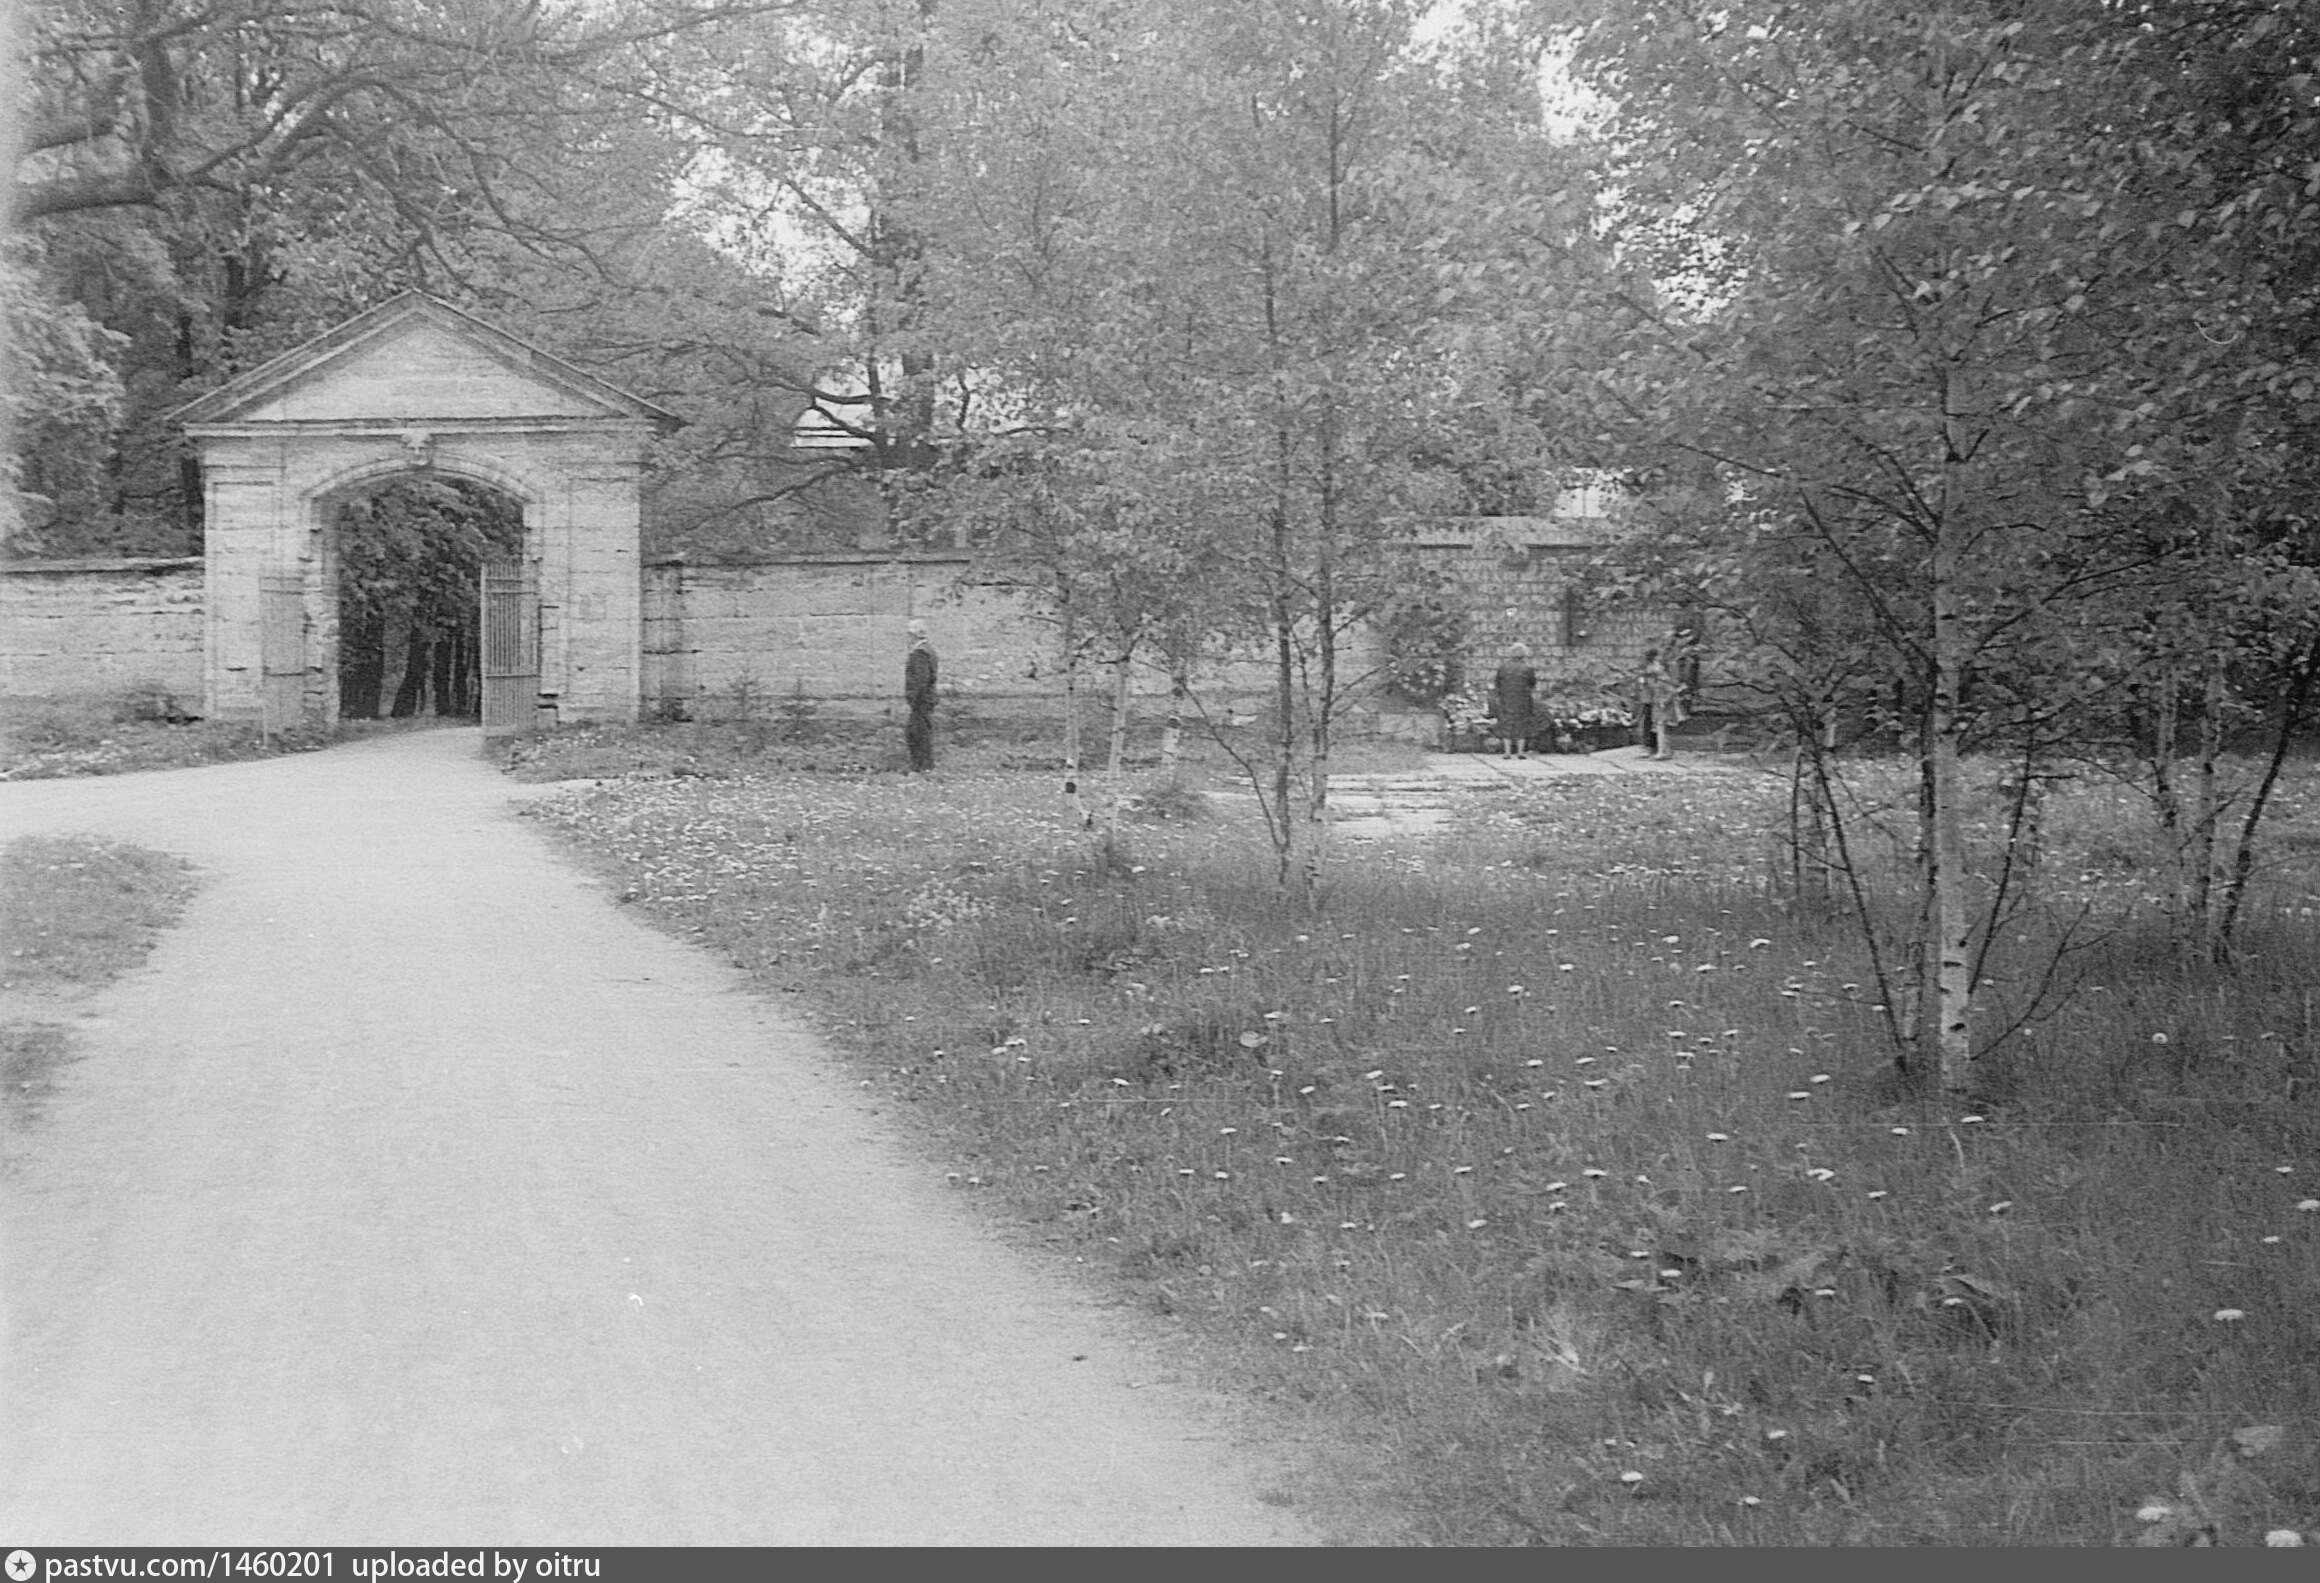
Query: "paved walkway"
0 729 1327 1545
1324 745 1743 837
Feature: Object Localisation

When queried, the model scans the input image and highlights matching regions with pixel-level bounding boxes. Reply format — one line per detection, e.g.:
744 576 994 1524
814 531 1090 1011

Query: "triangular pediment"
172 293 680 430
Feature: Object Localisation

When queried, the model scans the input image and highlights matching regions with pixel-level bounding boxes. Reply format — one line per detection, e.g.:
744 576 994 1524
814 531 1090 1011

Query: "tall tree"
12 2 800 224
653 0 967 538
901 0 1601 886
7 0 815 556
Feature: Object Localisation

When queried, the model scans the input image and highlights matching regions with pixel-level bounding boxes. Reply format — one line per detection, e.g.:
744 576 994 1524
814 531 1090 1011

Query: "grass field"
516 717 2320 1546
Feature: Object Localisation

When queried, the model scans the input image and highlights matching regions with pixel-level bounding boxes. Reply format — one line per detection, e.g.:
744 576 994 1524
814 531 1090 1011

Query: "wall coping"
1408 515 1617 549
5 521 1612 580
647 550 978 569
0 556 204 576
646 519 1616 572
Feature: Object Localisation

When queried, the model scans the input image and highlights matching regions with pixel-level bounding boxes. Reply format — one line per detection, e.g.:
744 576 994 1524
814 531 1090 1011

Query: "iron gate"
480 559 540 738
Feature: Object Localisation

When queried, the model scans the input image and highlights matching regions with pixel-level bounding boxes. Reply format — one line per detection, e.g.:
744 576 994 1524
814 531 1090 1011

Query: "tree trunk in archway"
433 625 477 717
339 603 385 719
390 626 431 718
452 624 480 716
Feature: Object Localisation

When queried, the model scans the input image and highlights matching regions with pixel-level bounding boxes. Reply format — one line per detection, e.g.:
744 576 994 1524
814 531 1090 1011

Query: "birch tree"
1554 0 2320 1092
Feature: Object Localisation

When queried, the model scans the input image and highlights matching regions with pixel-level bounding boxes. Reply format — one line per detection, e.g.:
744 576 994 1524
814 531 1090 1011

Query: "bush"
1377 588 1471 708
111 679 199 724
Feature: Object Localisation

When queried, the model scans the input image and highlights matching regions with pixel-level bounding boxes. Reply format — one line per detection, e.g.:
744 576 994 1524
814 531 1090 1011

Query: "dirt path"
0 729 1327 1545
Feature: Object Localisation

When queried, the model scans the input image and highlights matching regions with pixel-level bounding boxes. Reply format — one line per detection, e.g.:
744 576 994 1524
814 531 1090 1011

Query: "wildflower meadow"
523 725 2320 1545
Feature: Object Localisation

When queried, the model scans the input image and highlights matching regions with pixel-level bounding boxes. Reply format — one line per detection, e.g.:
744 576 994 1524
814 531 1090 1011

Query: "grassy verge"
521 727 2320 1545
498 704 1438 784
1 835 200 1138
0 692 333 780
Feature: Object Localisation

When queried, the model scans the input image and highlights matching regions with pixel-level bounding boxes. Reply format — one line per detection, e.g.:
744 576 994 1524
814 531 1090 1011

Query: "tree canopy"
6 0 831 554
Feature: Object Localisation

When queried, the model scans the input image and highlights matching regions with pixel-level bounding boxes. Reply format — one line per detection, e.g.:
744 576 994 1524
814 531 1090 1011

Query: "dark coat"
905 642 937 715
1491 659 1538 735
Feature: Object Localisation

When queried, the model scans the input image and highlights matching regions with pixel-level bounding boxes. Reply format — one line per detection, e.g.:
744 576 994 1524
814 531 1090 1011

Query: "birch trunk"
1159 655 1189 777
1107 651 1134 779
2217 635 2320 950
1928 683 1975 1095
1301 423 1339 900
1059 592 1092 829
1927 411 1976 1096
1271 516 1299 891
1792 748 1835 912
2149 662 2182 834
2187 650 2229 953
1903 716 1933 1059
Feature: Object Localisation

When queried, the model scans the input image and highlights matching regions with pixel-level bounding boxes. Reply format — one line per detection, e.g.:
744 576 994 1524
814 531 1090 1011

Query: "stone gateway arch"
172 293 680 736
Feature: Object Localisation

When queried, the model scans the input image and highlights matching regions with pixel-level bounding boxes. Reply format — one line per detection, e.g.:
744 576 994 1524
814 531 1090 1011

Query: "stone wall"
643 554 1059 714
642 555 1336 723
0 558 206 702
1 519 1676 729
640 519 1677 730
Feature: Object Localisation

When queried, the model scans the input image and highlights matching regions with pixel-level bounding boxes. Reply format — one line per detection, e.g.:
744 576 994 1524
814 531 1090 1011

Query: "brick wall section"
0 558 206 702
1414 518 1672 712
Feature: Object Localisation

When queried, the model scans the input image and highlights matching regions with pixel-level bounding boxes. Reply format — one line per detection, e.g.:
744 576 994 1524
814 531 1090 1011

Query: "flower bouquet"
1540 692 1637 753
1441 687 1497 752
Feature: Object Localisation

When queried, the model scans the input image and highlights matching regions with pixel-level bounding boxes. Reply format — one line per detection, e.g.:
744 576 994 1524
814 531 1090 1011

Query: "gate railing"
481 559 540 738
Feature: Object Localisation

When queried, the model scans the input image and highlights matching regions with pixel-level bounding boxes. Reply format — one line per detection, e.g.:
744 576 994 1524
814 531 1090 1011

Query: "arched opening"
331 475 527 721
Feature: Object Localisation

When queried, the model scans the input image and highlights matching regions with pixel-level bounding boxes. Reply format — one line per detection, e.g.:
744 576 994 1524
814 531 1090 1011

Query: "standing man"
904 619 938 772
1638 647 1684 760
1491 641 1538 760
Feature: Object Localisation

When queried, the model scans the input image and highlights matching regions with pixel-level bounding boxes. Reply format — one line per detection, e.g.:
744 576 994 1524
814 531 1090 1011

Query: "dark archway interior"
334 476 526 720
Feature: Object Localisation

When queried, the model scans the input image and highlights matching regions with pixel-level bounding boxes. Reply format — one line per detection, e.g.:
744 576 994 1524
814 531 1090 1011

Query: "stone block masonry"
642 554 1354 723
0 558 206 703
644 555 1064 715
639 520 1677 727
2 525 1677 731
171 293 680 733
